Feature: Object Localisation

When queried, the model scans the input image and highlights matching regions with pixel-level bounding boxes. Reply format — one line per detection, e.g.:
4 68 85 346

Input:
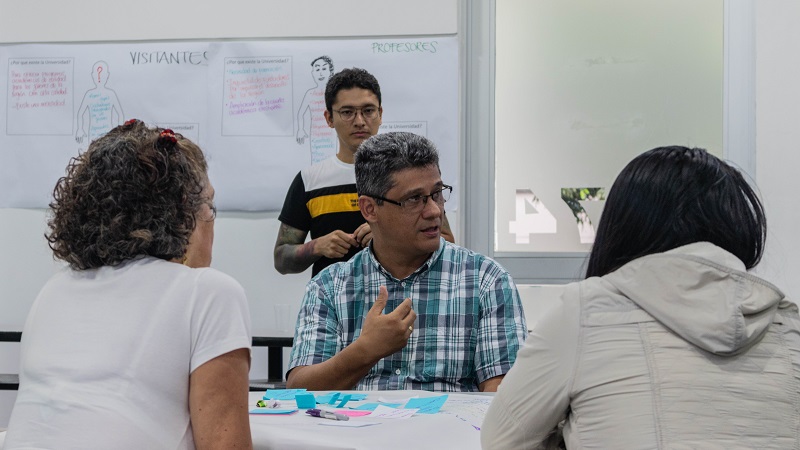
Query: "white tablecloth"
249 390 492 450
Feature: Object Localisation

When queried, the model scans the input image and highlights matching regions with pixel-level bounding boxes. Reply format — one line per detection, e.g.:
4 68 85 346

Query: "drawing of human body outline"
75 61 124 144
296 55 337 163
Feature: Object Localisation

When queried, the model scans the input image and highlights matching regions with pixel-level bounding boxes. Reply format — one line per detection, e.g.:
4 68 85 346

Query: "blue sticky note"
348 393 368 401
313 392 337 404
352 402 401 411
404 395 448 414
327 392 341 405
335 394 352 408
263 389 307 400
295 393 316 409
249 408 298 415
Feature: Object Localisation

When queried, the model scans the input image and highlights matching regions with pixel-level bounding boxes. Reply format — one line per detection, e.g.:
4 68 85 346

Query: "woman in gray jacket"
482 146 800 449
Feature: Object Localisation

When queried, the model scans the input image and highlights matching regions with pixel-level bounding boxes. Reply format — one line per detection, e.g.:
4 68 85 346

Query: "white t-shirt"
5 257 252 450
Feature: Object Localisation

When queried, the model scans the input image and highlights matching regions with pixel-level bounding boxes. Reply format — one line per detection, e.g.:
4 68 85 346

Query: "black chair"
0 332 21 390
249 336 294 391
0 332 292 392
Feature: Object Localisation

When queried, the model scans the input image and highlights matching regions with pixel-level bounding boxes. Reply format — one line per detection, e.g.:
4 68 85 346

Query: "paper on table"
249 408 298 415
369 405 418 419
404 395 448 414
318 421 380 427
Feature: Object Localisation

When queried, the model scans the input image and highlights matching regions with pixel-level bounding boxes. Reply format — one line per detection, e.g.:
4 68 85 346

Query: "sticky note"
314 392 339 404
327 392 340 405
263 389 307 400
335 410 373 417
335 394 352 408
295 393 316 408
352 402 401 411
404 395 448 414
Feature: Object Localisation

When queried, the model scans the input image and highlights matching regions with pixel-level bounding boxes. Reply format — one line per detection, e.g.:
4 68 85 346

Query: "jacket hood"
604 242 791 355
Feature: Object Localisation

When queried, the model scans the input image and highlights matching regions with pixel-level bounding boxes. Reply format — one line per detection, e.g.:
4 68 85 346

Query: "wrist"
348 336 382 366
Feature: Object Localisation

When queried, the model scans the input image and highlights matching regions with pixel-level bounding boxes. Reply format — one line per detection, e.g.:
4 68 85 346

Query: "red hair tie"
123 118 139 127
159 129 178 144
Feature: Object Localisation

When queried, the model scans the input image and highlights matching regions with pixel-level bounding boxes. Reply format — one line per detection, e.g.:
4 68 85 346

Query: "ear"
359 196 378 223
376 106 383 126
324 109 334 128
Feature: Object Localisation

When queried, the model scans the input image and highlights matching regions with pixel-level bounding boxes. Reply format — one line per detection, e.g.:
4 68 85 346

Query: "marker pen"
305 408 350 421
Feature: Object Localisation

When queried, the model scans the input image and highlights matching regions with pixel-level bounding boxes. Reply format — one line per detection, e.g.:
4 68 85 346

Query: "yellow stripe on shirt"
307 193 360 218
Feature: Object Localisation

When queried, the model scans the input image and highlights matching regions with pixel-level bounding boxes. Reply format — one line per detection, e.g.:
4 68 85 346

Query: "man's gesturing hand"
359 286 417 360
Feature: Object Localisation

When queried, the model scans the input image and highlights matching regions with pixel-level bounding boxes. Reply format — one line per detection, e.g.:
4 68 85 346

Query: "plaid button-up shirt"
288 239 527 391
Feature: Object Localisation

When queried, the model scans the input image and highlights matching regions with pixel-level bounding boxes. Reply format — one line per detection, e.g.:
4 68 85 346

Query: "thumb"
368 286 389 317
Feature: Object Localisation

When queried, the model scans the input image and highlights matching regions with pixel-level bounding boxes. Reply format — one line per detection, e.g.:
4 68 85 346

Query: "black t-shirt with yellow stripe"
278 157 365 276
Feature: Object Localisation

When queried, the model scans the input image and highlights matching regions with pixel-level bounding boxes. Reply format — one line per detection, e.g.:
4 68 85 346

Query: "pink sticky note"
335 410 373 417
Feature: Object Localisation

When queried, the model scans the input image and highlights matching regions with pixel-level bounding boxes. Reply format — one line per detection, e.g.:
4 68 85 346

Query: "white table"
248 390 492 450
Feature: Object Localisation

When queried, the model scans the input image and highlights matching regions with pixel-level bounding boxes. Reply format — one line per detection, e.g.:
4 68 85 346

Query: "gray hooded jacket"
482 242 800 449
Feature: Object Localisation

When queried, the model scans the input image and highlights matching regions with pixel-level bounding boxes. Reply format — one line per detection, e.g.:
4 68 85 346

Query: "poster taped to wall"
0 37 458 211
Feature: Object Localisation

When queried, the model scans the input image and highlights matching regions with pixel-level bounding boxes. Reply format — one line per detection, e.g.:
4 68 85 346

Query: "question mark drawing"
97 66 103 83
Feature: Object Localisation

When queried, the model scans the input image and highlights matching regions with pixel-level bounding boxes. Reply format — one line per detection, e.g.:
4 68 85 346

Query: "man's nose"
352 110 367 125
420 196 443 218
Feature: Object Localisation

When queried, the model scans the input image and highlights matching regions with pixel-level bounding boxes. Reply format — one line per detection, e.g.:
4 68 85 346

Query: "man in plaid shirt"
286 132 527 392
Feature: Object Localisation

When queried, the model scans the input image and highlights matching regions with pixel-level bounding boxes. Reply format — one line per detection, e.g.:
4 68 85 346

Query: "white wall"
0 0 460 427
754 2 800 302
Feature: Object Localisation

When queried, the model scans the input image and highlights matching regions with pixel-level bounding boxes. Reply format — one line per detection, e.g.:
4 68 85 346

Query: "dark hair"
47 120 209 270
355 132 439 201
325 67 381 112
585 146 766 278
310 55 334 73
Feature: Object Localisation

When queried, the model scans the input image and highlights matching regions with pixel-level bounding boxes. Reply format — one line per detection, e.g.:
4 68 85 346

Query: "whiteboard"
0 37 459 211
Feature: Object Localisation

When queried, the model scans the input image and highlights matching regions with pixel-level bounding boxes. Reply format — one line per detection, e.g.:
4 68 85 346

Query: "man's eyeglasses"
368 185 452 213
332 106 380 122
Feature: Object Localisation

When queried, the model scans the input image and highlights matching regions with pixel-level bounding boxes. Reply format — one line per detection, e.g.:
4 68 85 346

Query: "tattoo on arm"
274 223 319 274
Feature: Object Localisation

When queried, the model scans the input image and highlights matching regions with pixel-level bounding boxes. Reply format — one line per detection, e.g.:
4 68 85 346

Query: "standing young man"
275 68 453 277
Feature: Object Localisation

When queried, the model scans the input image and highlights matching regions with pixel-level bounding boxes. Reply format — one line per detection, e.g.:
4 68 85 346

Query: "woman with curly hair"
482 146 800 449
5 120 253 449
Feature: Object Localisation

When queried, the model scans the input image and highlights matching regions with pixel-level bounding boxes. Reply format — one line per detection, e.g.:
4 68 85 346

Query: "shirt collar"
366 238 446 282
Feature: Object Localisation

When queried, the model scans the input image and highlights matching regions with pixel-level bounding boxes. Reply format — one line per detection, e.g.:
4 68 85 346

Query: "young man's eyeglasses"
368 185 452 213
332 106 380 122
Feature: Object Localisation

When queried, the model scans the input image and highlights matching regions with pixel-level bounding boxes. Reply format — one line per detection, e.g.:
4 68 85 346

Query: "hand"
358 286 417 360
314 230 360 259
352 223 372 248
296 130 307 145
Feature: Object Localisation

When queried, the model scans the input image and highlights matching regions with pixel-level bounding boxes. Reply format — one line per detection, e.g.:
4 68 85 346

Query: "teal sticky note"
314 392 338 404
249 408 298 415
327 392 341 405
316 392 368 404
335 394 352 408
295 393 316 409
352 402 401 411
404 395 448 414
263 389 307 400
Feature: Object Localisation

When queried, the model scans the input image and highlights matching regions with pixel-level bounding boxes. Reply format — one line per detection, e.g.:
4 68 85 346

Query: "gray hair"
355 132 440 201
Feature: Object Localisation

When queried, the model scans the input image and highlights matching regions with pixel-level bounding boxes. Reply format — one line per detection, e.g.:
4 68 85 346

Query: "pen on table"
306 408 349 421
256 399 280 408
